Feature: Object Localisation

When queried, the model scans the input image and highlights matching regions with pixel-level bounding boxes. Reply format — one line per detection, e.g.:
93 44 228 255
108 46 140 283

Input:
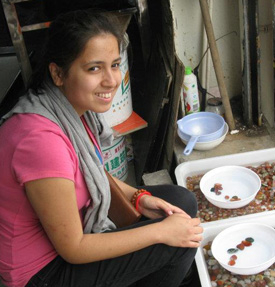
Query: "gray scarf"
0 80 116 233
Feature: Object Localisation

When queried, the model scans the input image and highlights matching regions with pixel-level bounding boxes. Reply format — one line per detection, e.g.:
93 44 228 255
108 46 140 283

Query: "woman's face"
57 33 122 115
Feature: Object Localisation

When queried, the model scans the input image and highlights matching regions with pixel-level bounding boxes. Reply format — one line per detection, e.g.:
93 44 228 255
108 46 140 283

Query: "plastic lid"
185 66 192 75
207 97 222 106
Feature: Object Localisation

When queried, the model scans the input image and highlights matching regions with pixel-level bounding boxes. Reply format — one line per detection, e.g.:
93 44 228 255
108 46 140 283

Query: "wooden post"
199 0 236 130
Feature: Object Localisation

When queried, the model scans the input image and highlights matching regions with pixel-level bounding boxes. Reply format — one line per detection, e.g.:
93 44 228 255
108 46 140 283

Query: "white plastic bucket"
103 35 133 127
102 136 128 181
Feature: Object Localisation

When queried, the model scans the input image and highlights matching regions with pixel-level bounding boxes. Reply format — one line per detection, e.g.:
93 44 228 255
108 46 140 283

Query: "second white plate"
211 222 275 275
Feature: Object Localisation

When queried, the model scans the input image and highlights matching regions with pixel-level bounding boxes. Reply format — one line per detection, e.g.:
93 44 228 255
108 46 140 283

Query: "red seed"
210 275 217 281
242 240 252 247
228 260 236 266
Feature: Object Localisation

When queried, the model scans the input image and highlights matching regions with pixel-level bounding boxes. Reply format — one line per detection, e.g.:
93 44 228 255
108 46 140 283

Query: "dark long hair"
29 9 124 91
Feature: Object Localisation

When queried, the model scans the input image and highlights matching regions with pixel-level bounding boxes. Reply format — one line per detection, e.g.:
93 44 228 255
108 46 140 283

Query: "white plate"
174 147 275 188
199 165 261 209
211 223 275 275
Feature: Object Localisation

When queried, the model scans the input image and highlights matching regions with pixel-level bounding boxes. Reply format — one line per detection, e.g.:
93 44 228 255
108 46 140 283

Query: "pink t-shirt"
0 114 90 287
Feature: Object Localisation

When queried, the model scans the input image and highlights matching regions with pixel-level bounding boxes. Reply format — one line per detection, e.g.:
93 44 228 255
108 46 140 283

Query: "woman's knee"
169 185 198 218
141 184 198 218
166 245 198 267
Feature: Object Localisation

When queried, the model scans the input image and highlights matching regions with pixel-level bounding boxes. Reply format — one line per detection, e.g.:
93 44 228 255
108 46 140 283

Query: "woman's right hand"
157 214 203 248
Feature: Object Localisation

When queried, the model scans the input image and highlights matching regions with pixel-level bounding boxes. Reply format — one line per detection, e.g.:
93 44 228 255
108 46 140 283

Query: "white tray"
175 147 275 188
174 148 275 287
195 212 275 287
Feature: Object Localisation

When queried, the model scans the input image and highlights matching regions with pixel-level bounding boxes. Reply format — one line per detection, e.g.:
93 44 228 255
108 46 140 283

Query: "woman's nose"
102 69 120 87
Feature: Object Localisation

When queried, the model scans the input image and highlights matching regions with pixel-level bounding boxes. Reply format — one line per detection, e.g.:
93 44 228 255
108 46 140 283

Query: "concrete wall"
258 0 274 127
170 0 274 127
170 0 242 99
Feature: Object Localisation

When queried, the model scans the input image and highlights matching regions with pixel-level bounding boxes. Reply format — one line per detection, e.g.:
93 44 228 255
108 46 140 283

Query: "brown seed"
230 255 237 260
237 243 245 250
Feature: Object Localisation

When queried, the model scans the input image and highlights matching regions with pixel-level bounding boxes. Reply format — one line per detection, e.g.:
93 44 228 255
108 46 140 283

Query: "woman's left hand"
137 195 191 219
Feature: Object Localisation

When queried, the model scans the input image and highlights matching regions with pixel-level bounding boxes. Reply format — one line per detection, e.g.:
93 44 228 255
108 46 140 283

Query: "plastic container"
181 66 200 114
174 148 275 286
195 212 275 287
205 97 225 117
102 136 128 181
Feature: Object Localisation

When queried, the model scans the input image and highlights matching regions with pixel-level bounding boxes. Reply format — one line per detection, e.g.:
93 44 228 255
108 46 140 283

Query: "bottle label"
182 86 200 114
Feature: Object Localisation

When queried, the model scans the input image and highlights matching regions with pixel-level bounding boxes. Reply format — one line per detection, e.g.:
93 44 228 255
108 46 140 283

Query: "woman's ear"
48 63 64 86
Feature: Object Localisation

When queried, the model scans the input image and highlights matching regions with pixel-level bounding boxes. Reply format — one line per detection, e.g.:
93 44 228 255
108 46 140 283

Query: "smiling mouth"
96 93 112 99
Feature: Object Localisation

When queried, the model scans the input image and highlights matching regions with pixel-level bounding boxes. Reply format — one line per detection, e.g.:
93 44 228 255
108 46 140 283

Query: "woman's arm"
25 178 203 264
111 175 192 218
110 174 137 200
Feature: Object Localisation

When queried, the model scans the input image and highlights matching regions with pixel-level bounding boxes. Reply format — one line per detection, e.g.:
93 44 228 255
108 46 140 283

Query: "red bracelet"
135 191 152 211
131 189 147 206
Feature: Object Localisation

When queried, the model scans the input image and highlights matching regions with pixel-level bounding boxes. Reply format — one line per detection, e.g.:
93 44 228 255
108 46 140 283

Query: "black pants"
26 185 198 287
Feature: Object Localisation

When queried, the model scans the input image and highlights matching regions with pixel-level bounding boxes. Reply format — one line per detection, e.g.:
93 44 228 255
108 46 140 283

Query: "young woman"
0 10 203 287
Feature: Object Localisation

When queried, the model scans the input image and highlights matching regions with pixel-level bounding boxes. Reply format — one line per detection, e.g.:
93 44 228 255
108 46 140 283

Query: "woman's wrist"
131 189 152 211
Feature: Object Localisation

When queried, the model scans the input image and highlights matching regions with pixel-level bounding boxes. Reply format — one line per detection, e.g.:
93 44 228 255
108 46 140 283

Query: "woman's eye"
88 66 99 71
112 63 121 68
